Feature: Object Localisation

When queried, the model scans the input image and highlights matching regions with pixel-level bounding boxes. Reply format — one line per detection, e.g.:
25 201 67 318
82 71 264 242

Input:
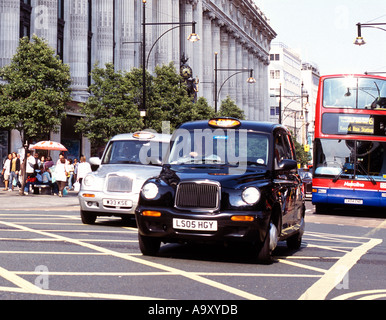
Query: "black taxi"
135 118 305 263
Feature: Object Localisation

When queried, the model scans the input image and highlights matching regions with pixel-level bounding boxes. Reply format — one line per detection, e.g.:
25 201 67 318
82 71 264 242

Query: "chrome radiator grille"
106 174 133 193
175 181 220 210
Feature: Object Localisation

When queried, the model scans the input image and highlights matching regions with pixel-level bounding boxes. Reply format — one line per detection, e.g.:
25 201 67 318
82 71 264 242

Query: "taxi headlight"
83 175 95 187
142 182 159 200
242 187 261 205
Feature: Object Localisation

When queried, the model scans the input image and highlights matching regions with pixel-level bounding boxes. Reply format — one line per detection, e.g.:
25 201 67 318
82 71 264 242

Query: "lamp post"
214 52 256 113
354 22 386 46
141 0 200 114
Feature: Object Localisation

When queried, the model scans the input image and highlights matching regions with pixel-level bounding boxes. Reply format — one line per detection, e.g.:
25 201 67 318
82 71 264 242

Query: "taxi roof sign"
132 131 155 139
208 118 241 128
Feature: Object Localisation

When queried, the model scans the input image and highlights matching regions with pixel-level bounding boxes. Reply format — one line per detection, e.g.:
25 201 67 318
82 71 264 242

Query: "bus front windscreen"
323 77 386 110
314 139 386 181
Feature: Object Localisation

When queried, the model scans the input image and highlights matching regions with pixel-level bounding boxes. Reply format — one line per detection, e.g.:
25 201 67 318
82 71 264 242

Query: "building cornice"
202 0 276 58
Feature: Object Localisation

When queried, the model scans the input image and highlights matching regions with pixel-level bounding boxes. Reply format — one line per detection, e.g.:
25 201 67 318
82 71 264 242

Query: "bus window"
323 77 386 109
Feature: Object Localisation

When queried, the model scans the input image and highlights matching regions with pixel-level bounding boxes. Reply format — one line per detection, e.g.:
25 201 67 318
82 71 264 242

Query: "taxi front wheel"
138 233 161 256
80 210 97 225
256 222 278 264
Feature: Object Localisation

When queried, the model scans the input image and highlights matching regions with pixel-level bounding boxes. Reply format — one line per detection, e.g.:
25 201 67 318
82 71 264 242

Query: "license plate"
344 199 363 205
173 218 218 231
103 199 133 207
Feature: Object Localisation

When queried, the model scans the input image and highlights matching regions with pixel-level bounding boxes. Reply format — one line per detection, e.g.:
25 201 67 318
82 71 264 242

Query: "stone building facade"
0 0 276 163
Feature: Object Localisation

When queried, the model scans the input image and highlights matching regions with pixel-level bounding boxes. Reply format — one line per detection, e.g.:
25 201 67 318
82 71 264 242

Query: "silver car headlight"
242 187 261 205
83 175 95 187
142 182 159 200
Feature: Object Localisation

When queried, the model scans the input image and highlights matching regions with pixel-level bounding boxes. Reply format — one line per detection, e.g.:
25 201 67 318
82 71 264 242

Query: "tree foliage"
293 138 312 167
0 35 72 142
75 63 143 148
76 62 216 146
218 96 245 120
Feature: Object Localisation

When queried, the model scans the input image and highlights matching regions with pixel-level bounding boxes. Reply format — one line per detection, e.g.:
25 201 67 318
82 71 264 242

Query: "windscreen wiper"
357 162 377 185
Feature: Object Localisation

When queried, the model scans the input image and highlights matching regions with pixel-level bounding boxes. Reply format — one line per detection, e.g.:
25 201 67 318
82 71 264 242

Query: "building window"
20 0 32 38
270 106 280 116
270 70 280 79
270 54 280 61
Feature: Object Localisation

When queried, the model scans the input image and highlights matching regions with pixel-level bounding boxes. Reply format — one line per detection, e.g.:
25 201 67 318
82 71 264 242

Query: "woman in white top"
55 157 69 197
77 155 92 185
1 154 12 191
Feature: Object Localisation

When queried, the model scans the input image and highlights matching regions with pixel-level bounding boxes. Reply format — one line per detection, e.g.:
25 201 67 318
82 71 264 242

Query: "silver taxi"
78 131 171 224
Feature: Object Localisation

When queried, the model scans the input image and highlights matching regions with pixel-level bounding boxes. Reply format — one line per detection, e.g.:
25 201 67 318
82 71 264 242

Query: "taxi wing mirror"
277 159 297 171
89 157 102 166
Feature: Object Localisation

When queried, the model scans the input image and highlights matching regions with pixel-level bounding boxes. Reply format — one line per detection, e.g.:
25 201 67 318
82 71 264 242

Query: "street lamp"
141 0 200 113
214 52 256 113
354 22 386 46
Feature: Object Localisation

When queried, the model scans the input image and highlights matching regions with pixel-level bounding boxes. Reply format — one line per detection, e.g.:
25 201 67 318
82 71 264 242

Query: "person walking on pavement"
9 152 21 191
54 156 69 197
1 154 12 191
76 155 92 185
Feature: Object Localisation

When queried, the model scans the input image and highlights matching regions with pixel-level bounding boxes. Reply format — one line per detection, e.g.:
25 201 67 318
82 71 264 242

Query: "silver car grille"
106 174 133 193
175 181 220 211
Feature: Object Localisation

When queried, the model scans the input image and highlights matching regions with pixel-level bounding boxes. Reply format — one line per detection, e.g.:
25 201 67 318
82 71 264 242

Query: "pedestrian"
76 155 92 185
54 157 69 197
25 152 35 178
1 154 12 191
41 165 58 195
67 159 75 190
9 152 21 191
44 156 54 170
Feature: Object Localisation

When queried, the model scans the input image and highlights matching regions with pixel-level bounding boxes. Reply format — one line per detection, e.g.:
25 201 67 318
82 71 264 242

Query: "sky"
257 0 386 75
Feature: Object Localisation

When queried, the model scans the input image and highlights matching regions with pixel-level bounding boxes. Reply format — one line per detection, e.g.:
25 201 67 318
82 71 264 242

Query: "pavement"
0 187 80 210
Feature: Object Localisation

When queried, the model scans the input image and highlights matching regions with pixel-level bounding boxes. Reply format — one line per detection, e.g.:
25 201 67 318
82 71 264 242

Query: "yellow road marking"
0 220 265 300
298 238 383 300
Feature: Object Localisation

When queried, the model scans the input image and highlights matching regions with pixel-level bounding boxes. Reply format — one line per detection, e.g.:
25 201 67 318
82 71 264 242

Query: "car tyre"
138 233 161 256
286 232 302 250
256 222 278 264
80 210 97 225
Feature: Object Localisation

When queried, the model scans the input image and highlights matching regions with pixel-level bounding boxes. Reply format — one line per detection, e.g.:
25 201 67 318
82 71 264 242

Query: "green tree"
0 35 72 142
217 96 245 119
293 138 312 167
128 62 214 132
75 63 143 149
0 35 72 194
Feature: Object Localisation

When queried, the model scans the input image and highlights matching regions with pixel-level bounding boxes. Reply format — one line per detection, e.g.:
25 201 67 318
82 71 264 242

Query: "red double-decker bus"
312 74 386 213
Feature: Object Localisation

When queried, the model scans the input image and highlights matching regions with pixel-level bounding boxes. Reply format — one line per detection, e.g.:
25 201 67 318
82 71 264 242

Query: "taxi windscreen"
168 129 269 167
102 140 168 165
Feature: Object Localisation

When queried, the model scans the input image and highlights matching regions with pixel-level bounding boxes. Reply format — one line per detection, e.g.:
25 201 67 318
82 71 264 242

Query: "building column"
154 0 173 67
248 51 254 120
116 0 137 71
94 0 114 67
242 47 249 117
0 0 20 68
202 11 213 104
235 40 244 110
66 0 89 102
228 32 237 102
219 27 229 105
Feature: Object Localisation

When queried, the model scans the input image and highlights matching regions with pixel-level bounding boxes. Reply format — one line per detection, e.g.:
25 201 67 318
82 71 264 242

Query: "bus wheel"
315 204 330 215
